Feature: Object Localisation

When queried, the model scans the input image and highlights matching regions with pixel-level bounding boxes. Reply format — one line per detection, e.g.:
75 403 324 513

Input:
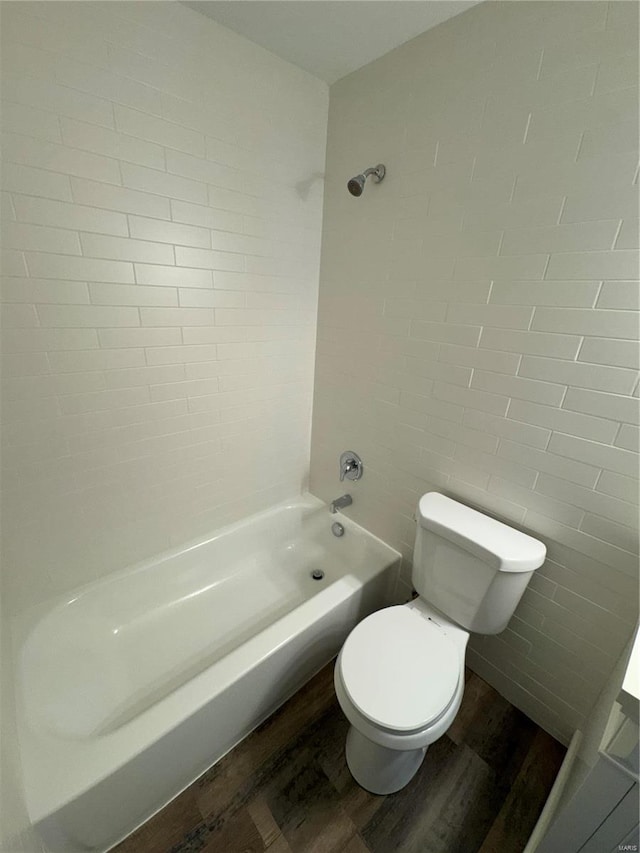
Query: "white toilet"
334 492 546 795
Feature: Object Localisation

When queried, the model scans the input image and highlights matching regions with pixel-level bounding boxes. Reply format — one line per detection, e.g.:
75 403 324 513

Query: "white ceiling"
184 1 481 84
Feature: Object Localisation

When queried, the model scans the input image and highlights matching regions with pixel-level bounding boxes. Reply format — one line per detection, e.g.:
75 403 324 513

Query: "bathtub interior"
19 493 400 743
21 496 380 741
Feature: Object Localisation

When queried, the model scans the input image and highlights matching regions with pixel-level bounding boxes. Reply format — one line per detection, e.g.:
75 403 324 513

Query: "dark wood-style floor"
114 664 565 853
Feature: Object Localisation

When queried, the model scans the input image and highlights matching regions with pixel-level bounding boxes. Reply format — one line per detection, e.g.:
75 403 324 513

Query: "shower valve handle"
340 460 355 481
339 451 363 482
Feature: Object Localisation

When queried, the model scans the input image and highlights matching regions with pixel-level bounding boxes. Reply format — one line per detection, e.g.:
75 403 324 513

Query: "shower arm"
362 165 385 182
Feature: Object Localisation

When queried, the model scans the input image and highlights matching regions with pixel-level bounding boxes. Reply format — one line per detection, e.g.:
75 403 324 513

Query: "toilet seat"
338 605 460 733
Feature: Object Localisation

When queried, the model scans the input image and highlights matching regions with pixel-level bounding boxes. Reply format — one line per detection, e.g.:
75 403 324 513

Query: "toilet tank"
413 493 546 634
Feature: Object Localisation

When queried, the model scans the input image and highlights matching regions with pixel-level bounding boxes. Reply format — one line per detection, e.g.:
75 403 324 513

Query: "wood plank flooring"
114 664 565 853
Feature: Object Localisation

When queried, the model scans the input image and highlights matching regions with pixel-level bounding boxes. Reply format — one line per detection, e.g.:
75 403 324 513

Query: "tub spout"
330 494 352 514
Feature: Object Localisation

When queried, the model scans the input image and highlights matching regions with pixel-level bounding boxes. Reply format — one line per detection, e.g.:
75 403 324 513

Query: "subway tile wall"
0 0 329 614
310 1 639 743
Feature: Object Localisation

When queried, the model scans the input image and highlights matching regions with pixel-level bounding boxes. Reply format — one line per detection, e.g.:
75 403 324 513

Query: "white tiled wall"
310 0 639 743
0 2 328 614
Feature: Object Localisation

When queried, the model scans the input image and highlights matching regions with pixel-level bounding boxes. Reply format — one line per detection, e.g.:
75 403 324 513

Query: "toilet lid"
339 606 460 732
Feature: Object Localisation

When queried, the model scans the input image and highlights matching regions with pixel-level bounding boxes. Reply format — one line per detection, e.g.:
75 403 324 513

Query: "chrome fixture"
330 494 353 514
340 451 363 482
332 522 345 537
347 164 386 197
311 568 325 581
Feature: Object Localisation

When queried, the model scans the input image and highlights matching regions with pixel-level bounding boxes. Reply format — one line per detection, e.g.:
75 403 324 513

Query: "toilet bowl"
334 492 546 794
334 598 468 794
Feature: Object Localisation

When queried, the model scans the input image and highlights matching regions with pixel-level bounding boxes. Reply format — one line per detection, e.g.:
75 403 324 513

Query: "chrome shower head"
347 164 386 197
347 174 366 197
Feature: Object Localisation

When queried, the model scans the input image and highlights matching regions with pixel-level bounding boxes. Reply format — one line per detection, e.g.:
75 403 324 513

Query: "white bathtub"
16 494 400 852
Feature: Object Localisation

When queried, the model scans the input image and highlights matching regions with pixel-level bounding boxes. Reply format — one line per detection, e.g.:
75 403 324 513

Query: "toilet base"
345 726 427 795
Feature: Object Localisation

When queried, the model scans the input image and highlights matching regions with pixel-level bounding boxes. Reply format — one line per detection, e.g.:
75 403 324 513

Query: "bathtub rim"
16 492 329 630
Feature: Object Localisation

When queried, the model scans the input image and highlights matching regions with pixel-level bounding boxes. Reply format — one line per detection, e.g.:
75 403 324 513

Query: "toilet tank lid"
417 493 546 573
